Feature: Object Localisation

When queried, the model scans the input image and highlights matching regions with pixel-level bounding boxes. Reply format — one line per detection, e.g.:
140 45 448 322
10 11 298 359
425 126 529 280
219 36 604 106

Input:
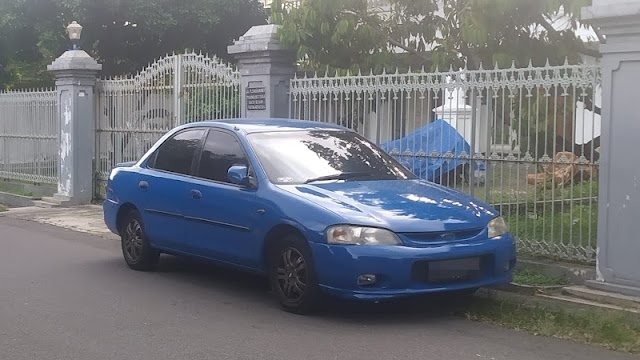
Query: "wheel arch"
116 202 140 235
261 223 309 270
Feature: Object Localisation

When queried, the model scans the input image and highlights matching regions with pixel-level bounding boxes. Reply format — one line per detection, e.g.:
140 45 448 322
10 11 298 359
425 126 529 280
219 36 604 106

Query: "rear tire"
120 209 159 271
268 234 321 314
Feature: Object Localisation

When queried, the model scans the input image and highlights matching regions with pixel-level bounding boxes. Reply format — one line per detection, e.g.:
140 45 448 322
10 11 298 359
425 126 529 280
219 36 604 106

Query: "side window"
197 131 249 184
151 129 206 175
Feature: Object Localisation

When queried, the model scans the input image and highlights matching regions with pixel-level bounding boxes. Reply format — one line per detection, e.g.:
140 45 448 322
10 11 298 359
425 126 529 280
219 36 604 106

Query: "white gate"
0 89 58 184
95 52 241 196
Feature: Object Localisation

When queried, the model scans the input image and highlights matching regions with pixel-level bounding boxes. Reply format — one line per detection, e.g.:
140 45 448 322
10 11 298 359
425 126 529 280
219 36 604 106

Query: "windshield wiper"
304 172 373 184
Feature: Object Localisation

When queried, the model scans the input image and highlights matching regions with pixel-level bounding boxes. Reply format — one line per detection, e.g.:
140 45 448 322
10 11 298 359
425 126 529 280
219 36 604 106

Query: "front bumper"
309 234 516 300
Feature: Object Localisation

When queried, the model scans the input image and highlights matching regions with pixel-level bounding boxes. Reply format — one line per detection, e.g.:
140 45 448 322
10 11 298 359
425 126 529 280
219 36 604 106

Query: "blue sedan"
104 119 516 313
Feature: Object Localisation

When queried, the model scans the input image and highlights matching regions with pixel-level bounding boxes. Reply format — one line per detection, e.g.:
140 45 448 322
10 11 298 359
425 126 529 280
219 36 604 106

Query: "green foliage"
0 182 34 197
276 0 595 72
506 202 598 249
512 269 567 286
466 297 640 353
184 87 240 121
0 0 267 89
276 0 392 72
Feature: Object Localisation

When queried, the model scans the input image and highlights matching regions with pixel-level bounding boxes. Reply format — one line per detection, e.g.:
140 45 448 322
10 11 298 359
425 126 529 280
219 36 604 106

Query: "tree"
274 0 393 71
0 0 267 89
275 0 598 72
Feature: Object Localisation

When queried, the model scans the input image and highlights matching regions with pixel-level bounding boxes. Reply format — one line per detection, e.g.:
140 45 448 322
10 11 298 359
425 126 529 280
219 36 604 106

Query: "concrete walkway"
0 204 118 240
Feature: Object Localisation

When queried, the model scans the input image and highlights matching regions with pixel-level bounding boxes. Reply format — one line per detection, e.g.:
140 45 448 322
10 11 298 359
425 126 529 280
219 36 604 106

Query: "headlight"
488 216 509 238
326 225 402 245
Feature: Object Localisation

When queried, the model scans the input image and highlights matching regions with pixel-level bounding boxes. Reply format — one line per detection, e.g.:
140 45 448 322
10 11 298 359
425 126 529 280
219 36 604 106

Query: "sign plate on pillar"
246 86 267 111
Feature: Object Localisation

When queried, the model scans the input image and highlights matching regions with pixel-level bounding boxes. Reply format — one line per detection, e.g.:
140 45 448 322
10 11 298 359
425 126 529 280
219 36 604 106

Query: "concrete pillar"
47 50 101 205
582 0 640 296
228 24 296 119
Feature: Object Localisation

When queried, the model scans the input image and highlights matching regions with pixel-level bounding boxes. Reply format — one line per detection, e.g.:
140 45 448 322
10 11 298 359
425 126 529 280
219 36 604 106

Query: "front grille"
401 228 484 244
412 255 493 283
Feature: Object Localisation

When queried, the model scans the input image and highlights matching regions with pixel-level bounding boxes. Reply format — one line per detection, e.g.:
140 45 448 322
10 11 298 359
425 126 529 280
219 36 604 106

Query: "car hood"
277 180 497 233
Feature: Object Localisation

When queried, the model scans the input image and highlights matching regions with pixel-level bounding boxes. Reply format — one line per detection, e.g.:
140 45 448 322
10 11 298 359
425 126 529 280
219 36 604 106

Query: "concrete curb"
0 191 39 207
476 287 640 318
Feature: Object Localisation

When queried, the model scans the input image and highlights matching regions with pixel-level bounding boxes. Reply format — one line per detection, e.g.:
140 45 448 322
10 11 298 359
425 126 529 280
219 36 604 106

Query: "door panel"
137 128 206 252
186 179 260 267
185 130 262 268
139 170 193 251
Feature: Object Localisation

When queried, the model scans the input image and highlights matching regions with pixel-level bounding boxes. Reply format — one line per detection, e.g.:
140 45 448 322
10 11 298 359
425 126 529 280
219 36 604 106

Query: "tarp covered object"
380 119 483 182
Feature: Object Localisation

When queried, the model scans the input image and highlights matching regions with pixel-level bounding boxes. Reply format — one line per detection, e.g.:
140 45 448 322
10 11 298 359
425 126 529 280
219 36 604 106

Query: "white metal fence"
0 89 58 184
95 52 241 196
290 62 601 262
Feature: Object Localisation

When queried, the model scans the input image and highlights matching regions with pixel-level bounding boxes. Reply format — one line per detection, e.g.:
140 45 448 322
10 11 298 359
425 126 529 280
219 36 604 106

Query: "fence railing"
290 62 601 262
95 52 241 197
0 89 58 184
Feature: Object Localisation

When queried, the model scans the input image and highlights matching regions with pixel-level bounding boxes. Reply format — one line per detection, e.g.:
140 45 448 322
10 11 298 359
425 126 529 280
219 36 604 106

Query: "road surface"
0 217 635 360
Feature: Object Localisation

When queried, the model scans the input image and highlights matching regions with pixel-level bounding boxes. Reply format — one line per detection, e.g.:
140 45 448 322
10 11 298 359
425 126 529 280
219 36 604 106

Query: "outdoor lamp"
67 21 83 50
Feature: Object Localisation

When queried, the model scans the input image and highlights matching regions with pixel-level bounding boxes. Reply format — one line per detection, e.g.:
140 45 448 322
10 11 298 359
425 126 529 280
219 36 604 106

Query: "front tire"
120 209 159 271
268 234 321 314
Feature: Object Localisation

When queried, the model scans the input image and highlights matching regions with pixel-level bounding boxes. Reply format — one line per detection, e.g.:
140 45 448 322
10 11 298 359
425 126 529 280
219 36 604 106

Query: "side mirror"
228 165 251 186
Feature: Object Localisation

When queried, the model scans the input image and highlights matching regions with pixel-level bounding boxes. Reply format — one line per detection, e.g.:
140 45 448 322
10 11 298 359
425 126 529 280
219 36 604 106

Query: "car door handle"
190 189 202 200
139 181 149 189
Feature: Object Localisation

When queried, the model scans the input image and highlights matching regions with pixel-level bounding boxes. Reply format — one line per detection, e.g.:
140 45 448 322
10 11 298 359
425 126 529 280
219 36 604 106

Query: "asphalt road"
0 217 635 360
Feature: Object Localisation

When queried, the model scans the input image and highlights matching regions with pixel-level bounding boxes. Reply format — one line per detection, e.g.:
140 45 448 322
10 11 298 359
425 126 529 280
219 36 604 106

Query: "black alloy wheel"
269 234 320 314
120 209 159 271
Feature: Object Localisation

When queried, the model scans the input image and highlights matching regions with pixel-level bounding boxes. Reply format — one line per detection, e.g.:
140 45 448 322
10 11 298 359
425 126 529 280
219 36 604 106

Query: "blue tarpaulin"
380 119 484 182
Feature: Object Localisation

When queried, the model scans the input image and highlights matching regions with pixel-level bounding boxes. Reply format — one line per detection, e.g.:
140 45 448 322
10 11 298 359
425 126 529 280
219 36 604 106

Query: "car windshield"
247 130 415 185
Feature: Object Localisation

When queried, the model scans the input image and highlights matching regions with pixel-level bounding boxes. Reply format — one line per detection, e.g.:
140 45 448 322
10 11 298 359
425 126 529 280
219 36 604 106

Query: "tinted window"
247 130 415 184
151 129 206 175
197 131 249 183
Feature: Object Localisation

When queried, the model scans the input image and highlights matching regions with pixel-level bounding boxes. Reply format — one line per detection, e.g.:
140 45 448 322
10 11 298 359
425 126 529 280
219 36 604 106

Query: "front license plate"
428 257 481 282
429 257 480 271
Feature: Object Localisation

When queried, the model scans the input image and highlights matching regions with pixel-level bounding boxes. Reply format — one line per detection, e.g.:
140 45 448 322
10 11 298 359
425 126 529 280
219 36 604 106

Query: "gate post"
228 24 295 119
582 1 640 296
47 22 102 206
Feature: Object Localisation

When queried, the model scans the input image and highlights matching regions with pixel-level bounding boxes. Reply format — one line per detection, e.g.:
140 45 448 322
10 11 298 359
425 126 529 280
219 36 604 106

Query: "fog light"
357 274 377 286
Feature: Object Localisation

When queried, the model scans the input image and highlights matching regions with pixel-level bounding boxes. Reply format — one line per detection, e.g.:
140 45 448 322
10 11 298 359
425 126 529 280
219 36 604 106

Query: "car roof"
180 118 351 134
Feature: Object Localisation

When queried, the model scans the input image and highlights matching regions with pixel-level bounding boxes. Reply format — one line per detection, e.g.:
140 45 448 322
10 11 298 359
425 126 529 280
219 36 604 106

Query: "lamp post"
67 21 83 50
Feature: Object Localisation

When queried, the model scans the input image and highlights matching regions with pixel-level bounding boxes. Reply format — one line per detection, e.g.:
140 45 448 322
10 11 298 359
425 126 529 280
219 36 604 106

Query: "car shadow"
146 254 475 323
154 254 272 295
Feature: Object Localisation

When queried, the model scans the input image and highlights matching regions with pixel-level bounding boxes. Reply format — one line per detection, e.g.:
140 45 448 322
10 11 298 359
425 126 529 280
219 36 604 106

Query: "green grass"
484 179 599 206
505 204 597 248
512 269 567 286
0 183 34 197
0 204 6 212
464 297 640 353
447 176 598 262
534 179 599 203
